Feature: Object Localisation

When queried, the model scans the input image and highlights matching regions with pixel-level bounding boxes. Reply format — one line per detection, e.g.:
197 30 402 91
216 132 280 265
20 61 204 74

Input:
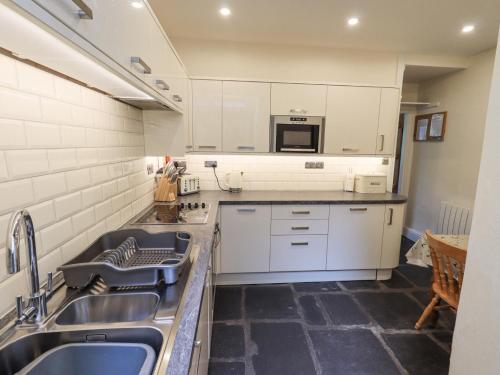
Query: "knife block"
155 176 177 202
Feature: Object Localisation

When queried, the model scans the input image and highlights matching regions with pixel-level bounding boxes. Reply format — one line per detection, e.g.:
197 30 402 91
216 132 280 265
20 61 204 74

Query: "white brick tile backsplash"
33 173 66 201
54 192 82 219
40 218 73 252
81 185 102 208
0 119 26 149
0 54 18 88
6 149 49 177
0 87 41 121
0 53 151 311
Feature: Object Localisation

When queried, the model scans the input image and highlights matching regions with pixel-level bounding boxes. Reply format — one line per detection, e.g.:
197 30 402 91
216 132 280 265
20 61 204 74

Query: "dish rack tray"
58 229 192 288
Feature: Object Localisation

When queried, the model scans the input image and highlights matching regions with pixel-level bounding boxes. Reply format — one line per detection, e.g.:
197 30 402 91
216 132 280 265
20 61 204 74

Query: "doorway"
392 113 405 193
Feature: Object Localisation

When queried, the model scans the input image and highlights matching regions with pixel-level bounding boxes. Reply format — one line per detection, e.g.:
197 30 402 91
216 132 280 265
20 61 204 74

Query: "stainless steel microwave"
271 116 324 153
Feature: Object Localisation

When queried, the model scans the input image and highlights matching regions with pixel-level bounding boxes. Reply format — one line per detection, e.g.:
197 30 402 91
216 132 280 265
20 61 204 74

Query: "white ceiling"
149 0 500 57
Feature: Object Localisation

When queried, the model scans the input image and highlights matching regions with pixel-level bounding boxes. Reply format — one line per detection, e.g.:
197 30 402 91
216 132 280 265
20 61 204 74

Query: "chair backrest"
436 201 473 235
425 230 467 307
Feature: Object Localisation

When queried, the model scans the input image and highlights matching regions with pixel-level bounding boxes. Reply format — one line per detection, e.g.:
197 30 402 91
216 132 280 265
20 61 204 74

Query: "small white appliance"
225 171 244 193
354 174 387 194
177 175 200 195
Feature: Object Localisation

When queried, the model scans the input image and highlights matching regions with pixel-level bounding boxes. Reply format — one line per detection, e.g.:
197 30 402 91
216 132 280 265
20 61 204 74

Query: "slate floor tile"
211 323 245 358
250 322 316 375
432 331 454 351
400 236 415 264
208 361 246 375
214 286 243 321
245 285 299 319
298 295 326 325
397 265 433 287
381 271 413 289
355 292 423 329
293 281 340 293
412 290 431 306
310 329 400 375
341 280 381 290
320 294 370 325
383 333 450 375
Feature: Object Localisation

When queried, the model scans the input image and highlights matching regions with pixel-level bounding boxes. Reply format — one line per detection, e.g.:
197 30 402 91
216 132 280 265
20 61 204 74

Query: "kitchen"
0 1 499 374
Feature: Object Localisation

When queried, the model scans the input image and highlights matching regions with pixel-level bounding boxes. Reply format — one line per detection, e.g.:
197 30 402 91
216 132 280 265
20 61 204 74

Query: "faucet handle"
46 272 53 294
15 295 24 320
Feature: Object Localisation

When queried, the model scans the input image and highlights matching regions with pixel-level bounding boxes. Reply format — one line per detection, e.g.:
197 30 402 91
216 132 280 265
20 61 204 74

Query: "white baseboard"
403 226 422 241
215 269 378 285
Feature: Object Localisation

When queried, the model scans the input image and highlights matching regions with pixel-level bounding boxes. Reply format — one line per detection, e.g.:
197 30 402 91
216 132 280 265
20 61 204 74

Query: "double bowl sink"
0 229 193 375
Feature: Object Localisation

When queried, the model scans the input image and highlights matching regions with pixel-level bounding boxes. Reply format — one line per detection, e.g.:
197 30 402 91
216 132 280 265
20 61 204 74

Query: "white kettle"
225 171 244 193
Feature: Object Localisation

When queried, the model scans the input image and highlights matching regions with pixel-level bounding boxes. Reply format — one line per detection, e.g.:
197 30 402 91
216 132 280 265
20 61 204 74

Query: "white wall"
449 33 500 375
185 154 389 191
0 54 154 316
404 49 496 236
172 37 401 87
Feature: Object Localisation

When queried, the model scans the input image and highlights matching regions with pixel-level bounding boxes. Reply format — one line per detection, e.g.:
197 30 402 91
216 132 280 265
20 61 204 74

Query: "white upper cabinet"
376 88 401 155
271 83 327 116
192 80 223 152
324 86 381 155
222 81 271 153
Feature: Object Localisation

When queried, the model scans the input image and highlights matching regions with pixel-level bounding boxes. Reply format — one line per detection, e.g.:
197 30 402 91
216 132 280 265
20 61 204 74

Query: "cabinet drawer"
270 235 327 271
272 205 329 220
271 220 329 235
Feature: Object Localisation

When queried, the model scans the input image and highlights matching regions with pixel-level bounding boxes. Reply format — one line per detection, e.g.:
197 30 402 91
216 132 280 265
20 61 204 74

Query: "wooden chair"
415 230 467 329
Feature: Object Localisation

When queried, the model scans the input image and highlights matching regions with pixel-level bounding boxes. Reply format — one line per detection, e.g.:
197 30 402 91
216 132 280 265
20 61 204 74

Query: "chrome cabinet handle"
350 207 368 212
290 109 307 114
198 145 217 149
173 94 183 102
237 208 256 212
291 226 310 230
388 208 394 225
379 134 385 151
185 145 193 149
292 210 310 215
73 0 93 19
291 242 309 246
342 148 359 152
131 56 152 74
237 146 255 150
155 80 170 90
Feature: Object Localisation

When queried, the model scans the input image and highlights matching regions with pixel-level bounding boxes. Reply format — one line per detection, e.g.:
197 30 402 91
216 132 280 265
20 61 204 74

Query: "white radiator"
436 201 473 235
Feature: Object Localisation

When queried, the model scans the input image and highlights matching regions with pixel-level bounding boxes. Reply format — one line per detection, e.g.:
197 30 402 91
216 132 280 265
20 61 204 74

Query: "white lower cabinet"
270 235 327 271
327 205 385 270
380 204 406 268
271 219 329 235
220 205 271 273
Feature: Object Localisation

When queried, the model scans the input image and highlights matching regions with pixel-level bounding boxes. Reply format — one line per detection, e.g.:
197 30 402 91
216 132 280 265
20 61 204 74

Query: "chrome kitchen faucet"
6 209 52 324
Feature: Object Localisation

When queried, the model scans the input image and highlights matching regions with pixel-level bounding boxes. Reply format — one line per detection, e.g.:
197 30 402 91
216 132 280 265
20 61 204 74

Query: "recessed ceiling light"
219 7 231 17
347 17 359 26
462 24 475 33
131 1 144 9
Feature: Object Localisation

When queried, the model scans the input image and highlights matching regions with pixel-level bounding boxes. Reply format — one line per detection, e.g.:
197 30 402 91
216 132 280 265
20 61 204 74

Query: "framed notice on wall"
413 111 447 142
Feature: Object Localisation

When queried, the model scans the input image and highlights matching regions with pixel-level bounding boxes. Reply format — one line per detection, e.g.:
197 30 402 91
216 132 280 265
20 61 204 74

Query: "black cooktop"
134 202 210 225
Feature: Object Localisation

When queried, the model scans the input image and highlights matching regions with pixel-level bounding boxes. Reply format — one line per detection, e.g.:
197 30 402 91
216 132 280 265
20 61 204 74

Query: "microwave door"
276 124 319 152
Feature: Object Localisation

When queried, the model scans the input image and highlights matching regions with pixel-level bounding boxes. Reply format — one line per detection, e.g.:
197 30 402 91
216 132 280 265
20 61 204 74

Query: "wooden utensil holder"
155 176 177 202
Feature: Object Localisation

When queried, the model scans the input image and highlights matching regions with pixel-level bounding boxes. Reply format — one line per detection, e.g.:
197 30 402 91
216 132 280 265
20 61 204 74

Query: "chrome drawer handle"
198 145 217 149
185 145 193 149
173 94 183 102
370 182 382 186
292 211 310 215
131 56 152 74
290 109 307 114
342 148 359 152
237 146 255 150
155 80 170 90
73 0 93 19
237 208 256 212
291 226 310 230
291 242 309 246
350 207 368 212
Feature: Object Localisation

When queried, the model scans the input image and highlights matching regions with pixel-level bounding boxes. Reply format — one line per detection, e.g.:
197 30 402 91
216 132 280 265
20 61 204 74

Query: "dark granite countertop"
150 190 407 375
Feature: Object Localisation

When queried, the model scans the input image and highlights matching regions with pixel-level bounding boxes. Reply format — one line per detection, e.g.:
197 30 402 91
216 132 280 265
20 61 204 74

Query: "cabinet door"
189 273 210 375
220 205 271 273
327 205 385 270
222 81 270 153
271 83 327 116
376 88 400 155
324 86 381 155
380 204 405 268
192 80 223 151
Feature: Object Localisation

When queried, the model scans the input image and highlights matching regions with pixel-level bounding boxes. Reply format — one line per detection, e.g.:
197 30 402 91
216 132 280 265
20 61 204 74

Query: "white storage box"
354 174 387 194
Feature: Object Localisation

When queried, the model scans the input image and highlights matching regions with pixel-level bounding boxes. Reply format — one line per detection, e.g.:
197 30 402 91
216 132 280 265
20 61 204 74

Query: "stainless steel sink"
0 328 163 375
55 293 160 325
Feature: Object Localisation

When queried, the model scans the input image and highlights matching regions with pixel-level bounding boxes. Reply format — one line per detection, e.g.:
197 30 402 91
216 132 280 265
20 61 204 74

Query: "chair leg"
415 294 440 330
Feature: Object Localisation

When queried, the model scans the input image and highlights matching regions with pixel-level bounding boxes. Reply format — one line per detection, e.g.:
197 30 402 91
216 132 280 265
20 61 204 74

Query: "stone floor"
208 237 455 375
